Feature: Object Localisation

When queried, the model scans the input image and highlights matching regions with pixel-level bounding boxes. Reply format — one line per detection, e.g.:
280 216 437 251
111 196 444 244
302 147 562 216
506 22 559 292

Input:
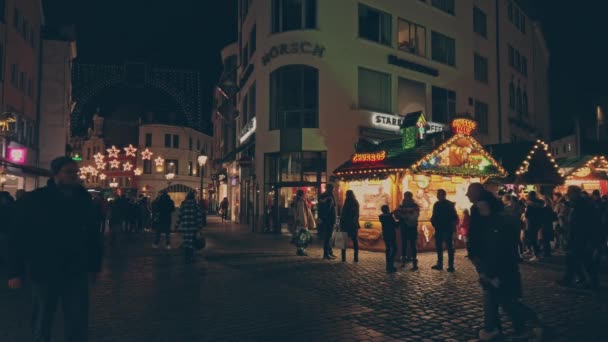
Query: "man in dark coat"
7 156 103 342
318 184 337 260
152 191 175 249
466 183 543 341
430 189 459 272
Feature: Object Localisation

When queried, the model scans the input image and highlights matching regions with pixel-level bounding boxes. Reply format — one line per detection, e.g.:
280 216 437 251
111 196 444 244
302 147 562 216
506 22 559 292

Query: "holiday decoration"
123 161 134 171
110 160 121 169
566 156 608 180
515 140 564 179
351 151 387 163
94 153 105 163
124 144 138 157
154 156 165 166
96 162 106 170
134 168 143 176
107 146 120 158
451 118 478 135
99 173 107 180
141 148 153 160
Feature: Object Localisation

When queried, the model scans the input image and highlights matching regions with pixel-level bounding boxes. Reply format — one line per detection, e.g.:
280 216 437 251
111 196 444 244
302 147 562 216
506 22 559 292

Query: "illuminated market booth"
556 155 608 195
485 140 564 197
333 114 507 252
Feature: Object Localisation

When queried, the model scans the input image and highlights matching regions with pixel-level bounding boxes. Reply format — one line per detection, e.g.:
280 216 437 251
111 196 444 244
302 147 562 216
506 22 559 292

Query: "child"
459 208 470 255
379 205 398 273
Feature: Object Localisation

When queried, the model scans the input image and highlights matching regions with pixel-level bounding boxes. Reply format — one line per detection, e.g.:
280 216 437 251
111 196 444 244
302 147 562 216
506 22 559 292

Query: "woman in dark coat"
340 190 360 263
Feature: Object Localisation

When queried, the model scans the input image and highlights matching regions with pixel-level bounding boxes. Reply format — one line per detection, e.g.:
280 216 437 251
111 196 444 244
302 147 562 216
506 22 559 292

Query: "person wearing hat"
7 156 103 342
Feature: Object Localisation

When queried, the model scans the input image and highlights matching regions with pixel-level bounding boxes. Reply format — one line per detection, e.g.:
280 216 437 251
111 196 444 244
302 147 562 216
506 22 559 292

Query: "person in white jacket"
291 190 316 256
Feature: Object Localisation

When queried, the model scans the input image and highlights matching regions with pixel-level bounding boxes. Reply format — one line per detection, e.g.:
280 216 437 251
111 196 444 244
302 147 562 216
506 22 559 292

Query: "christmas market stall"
556 155 608 195
333 115 507 252
485 140 564 197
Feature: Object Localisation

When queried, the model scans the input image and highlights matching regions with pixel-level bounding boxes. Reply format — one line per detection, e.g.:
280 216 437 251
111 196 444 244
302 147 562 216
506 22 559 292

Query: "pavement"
1 216 608 342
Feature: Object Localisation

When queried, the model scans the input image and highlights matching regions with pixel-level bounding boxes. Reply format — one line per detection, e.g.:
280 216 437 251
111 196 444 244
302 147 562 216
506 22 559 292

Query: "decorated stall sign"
7 148 26 164
451 118 478 135
351 151 387 163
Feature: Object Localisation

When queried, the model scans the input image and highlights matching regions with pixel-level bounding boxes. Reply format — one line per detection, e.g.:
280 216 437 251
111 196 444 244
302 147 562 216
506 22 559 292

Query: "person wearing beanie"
7 156 103 342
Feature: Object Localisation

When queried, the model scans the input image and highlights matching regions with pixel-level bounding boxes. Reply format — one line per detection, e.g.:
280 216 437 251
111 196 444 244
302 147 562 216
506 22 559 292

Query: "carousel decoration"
141 148 153 160
124 144 138 157
109 160 121 169
107 146 121 158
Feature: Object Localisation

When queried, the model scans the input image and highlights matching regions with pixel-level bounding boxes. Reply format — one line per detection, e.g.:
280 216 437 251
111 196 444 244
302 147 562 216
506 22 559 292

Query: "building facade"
0 0 45 194
216 0 550 229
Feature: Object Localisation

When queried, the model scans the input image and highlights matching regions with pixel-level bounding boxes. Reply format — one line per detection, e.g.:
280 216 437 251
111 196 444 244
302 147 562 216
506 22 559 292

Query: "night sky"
43 0 608 139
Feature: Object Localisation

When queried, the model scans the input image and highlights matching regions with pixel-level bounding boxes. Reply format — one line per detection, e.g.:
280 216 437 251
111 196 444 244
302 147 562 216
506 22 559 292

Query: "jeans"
341 231 359 262
400 227 417 261
320 222 334 257
435 230 454 267
31 274 90 342
384 238 397 270
483 288 539 332
154 231 171 246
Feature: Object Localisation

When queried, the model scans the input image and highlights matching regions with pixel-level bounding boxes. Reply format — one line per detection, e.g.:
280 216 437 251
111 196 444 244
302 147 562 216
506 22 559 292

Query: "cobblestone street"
2 216 607 342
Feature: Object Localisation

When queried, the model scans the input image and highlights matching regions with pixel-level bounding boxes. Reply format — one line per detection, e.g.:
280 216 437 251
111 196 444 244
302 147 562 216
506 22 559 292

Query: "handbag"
334 231 348 249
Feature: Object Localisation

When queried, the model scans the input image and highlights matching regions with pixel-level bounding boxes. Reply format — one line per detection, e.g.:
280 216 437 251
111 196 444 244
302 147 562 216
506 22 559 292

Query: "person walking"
176 192 203 264
339 190 360 263
291 190 315 256
395 191 420 270
430 189 459 272
524 191 544 260
502 195 525 260
318 184 338 260
220 197 229 223
459 208 470 254
379 205 398 273
152 191 175 249
7 156 103 342
466 183 544 341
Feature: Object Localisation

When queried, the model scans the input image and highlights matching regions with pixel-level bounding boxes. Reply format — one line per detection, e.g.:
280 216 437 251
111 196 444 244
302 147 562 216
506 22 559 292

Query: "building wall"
39 37 76 170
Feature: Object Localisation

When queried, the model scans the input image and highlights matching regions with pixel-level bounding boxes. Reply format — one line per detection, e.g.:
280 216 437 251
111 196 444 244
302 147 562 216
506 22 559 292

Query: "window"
164 134 171 147
272 0 316 33
473 7 487 38
165 160 179 175
173 134 179 148
0 0 5 22
514 50 520 70
87 148 91 160
522 89 529 117
189 137 193 150
475 101 489 134
358 4 391 46
508 1 526 34
509 80 515 110
521 57 528 76
521 16 526 33
358 67 391 113
143 160 152 174
0 44 3 80
240 0 251 22
474 53 488 83
508 2 513 22
265 151 326 184
508 45 514 67
516 84 522 117
249 25 256 58
30 30 35 48
432 86 456 123
241 43 249 67
398 77 426 115
249 82 256 120
19 71 25 91
197 139 200 151
241 93 249 128
431 31 456 66
567 143 572 152
188 161 194 176
13 8 19 30
398 18 426 57
10 64 16 86
431 0 455 15
145 133 152 147
270 65 319 130
27 78 33 97
23 18 28 39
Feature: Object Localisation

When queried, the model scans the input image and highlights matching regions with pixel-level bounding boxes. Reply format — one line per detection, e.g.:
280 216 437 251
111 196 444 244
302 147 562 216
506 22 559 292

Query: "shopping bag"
334 231 348 249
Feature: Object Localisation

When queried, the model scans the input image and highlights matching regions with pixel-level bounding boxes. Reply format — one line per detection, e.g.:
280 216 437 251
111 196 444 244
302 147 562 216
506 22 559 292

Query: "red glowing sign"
7 148 26 164
351 151 386 163
451 118 478 135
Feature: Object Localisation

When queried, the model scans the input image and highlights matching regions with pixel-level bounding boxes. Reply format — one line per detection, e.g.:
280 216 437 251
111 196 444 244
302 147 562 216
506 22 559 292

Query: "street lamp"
197 154 208 201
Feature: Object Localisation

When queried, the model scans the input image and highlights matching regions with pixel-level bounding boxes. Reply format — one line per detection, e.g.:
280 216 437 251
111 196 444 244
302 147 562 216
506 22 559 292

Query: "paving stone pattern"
1 217 607 342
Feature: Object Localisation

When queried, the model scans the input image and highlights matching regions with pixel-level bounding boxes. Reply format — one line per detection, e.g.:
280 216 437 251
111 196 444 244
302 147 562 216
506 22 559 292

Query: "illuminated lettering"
451 119 478 135
351 151 387 164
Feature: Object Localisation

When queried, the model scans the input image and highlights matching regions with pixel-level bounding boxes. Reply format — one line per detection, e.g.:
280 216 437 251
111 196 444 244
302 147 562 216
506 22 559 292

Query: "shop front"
334 116 507 252
557 155 608 195
264 151 327 233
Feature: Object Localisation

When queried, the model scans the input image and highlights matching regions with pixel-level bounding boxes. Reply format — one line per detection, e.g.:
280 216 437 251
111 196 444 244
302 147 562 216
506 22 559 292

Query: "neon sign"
451 119 478 135
7 148 26 164
351 151 386 163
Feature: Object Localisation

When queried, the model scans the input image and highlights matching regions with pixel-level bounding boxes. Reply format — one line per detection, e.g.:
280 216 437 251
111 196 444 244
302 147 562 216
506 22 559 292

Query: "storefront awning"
0 157 51 177
485 140 564 185
218 137 255 164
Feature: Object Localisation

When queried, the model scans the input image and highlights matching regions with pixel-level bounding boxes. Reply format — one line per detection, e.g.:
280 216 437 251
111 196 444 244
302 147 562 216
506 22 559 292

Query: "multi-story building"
0 0 45 194
217 0 550 228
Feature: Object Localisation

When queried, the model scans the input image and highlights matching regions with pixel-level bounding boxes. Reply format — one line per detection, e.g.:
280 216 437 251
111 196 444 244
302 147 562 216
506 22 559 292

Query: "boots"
354 250 359 263
411 259 418 271
341 249 346 262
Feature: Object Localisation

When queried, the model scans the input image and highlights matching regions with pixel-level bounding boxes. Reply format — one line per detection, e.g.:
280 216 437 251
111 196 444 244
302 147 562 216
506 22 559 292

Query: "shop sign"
262 41 325 66
351 151 386 163
372 113 447 134
7 147 26 164
451 118 478 135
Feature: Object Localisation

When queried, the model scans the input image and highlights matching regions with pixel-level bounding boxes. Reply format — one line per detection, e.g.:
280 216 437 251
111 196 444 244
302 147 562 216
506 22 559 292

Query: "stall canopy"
486 140 564 185
560 155 608 181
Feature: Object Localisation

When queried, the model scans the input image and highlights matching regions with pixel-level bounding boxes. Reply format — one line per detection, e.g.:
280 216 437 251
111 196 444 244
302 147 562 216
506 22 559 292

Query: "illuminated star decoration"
154 156 164 166
99 173 107 180
110 160 121 169
134 168 143 176
96 162 106 170
94 152 105 163
124 144 138 157
141 148 153 160
123 161 134 171
107 146 120 158
79 167 88 175
90 169 99 177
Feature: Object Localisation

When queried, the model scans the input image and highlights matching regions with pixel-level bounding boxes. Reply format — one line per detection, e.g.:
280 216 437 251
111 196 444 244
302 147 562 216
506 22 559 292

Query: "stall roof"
559 155 608 180
486 140 564 185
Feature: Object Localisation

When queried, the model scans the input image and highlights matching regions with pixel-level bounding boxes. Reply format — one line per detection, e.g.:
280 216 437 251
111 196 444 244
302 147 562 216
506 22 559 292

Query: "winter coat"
524 199 545 230
340 199 360 237
176 199 202 233
431 199 458 233
459 214 470 237
467 190 504 259
318 191 337 226
153 194 175 229
395 201 420 239
292 197 316 230
567 197 601 249
7 180 103 281
379 213 397 241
